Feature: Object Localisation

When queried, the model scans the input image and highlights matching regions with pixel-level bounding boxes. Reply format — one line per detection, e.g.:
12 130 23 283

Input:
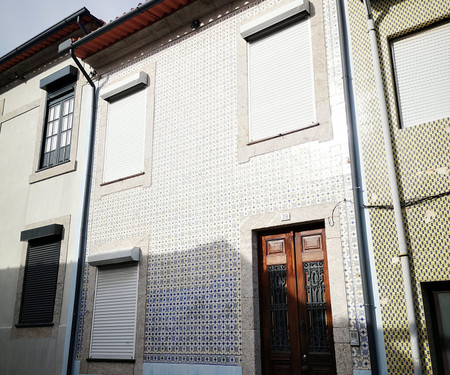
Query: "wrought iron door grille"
304 261 330 352
268 264 290 352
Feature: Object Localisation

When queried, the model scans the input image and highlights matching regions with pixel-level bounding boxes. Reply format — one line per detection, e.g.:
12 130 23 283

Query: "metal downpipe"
361 1 422 373
335 0 383 372
65 49 97 375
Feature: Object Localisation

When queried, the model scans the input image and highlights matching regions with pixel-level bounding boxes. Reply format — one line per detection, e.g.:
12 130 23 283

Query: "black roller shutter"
18 236 61 326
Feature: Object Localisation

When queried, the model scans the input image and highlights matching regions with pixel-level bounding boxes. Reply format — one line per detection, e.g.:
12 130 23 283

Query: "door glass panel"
268 264 290 352
304 260 330 353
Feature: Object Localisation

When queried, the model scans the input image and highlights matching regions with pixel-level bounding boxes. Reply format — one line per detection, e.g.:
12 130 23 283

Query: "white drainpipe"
361 1 422 374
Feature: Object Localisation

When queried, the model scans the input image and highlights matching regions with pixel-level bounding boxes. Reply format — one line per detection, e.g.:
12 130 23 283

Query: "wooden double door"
259 228 336 375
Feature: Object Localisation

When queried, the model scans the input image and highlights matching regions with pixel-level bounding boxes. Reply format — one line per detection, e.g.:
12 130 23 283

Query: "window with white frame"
39 66 78 169
391 21 450 128
101 72 149 184
247 17 316 142
89 260 139 360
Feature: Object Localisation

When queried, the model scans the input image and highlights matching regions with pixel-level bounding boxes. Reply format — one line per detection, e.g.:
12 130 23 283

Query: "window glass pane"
61 132 67 147
52 121 59 135
49 107 55 121
54 104 60 120
63 100 70 115
69 98 74 113
45 139 51 152
62 117 68 131
51 136 57 151
47 121 53 136
67 114 73 130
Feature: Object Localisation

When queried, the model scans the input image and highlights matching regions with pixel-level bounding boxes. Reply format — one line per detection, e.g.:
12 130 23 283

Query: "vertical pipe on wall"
335 0 384 373
361 1 422 374
64 49 98 375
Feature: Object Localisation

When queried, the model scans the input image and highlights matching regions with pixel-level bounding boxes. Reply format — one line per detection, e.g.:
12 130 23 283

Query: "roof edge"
0 7 104 67
58 0 166 55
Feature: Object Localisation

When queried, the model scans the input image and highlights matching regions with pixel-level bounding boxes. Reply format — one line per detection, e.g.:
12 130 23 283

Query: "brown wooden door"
259 228 335 375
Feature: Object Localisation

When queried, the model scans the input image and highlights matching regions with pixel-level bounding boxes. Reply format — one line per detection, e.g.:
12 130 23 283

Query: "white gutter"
361 1 422 374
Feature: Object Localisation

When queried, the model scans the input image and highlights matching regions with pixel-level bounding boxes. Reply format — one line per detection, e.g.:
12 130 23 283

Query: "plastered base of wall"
142 363 242 375
74 362 243 375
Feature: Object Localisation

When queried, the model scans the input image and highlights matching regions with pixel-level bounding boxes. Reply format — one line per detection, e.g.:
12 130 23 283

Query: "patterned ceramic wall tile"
75 0 372 371
347 0 450 373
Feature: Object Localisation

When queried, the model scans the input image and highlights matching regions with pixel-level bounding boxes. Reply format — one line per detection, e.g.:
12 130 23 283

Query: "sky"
0 0 142 57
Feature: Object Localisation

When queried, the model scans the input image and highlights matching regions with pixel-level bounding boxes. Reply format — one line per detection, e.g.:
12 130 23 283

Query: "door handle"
302 354 308 372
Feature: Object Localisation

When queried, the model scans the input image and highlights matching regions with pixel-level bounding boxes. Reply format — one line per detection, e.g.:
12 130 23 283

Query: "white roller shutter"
103 88 146 183
248 18 316 142
90 264 139 360
392 22 450 128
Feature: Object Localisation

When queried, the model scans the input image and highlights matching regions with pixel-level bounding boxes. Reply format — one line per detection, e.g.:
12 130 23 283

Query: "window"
391 21 450 128
237 0 332 163
423 282 450 375
88 248 140 360
101 72 149 184
247 17 315 142
41 89 75 168
18 224 63 326
95 66 155 198
39 65 78 169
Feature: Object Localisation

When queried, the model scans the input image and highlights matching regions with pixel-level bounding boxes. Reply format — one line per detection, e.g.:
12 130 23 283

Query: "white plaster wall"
0 60 93 375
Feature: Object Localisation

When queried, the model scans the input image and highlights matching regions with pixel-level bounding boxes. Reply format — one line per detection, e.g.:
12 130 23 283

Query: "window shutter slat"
90 264 138 360
392 22 450 127
19 239 61 325
103 89 147 183
248 18 315 142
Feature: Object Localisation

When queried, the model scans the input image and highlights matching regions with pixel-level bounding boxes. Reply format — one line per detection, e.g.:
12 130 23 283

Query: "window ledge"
87 358 135 363
29 160 77 184
100 172 145 187
15 323 54 328
238 121 332 163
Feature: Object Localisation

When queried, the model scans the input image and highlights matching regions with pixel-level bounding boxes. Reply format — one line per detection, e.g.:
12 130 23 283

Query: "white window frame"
391 21 450 128
95 64 156 198
247 17 316 142
236 0 332 163
88 248 140 360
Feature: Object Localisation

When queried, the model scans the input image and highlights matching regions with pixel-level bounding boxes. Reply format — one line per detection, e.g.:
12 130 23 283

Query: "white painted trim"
88 247 140 266
240 0 310 39
101 71 149 101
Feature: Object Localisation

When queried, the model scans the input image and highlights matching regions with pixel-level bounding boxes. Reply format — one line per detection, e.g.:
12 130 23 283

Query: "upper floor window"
391 21 450 128
39 65 78 169
41 88 75 168
95 66 155 198
102 82 147 184
247 16 316 142
236 0 332 163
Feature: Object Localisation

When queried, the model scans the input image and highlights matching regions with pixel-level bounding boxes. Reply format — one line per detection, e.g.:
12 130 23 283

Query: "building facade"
67 0 375 374
0 9 102 375
347 0 450 373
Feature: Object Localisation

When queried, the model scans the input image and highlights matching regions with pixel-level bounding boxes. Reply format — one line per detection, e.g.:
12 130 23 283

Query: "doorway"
258 227 336 374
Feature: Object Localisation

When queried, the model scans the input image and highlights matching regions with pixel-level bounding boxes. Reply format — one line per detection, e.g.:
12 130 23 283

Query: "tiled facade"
75 0 372 373
347 0 450 373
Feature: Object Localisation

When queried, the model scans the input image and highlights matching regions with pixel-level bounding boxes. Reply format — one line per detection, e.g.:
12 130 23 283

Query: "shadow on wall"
0 264 74 375
144 238 242 366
